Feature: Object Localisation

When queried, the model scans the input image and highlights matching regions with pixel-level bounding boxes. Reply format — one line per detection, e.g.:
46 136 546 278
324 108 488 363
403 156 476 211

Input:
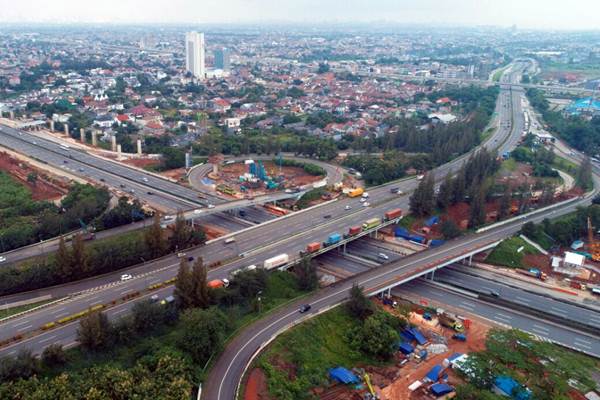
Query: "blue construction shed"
329 367 359 384
394 227 411 240
408 328 428 345
398 342 414 355
425 365 443 382
430 383 454 397
493 376 532 400
400 330 414 343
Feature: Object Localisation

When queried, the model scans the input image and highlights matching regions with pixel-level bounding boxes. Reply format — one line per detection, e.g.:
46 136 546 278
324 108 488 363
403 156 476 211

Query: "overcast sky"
0 0 598 30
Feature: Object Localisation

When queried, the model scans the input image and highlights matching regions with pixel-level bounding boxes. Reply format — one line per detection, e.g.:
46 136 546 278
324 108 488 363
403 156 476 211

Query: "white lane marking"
532 324 548 332
54 312 69 318
40 335 56 343
17 324 33 330
515 296 530 303
120 288 133 295
13 320 33 327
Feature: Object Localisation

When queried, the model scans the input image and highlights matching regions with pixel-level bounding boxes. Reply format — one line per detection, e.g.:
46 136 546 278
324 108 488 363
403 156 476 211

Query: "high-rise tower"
185 31 205 80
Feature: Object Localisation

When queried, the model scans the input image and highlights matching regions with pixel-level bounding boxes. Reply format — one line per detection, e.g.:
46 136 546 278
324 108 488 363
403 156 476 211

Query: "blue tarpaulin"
447 353 463 363
400 331 414 342
329 367 359 384
430 383 454 397
394 227 411 239
409 235 426 244
425 365 443 382
430 239 446 247
398 342 414 355
494 376 532 400
425 216 439 227
409 328 427 345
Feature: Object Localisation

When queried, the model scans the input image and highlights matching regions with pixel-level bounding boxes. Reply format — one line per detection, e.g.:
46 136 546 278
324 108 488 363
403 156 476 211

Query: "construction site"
199 157 326 199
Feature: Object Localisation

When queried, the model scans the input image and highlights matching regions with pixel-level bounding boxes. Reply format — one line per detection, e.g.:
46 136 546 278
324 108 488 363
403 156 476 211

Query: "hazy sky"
0 0 598 30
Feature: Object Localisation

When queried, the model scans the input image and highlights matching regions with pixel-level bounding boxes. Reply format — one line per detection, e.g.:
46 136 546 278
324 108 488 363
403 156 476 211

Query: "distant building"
565 97 600 117
185 32 205 80
214 47 231 71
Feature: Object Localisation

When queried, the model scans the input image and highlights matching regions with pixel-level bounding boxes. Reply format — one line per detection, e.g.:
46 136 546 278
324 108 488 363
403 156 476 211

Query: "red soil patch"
0 151 67 201
244 368 271 400
121 158 161 169
160 167 187 182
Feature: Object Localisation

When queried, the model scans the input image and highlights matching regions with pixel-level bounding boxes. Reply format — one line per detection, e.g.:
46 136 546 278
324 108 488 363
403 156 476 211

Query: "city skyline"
1 0 600 30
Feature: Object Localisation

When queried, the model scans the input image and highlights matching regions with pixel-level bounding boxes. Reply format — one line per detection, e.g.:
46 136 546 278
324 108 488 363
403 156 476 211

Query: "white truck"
263 253 289 270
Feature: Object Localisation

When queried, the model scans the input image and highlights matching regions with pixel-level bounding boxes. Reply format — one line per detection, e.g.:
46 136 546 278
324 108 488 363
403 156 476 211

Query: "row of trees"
0 181 110 252
0 213 205 296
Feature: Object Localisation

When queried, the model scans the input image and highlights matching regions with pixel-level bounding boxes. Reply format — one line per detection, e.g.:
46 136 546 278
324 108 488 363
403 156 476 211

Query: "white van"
224 237 236 244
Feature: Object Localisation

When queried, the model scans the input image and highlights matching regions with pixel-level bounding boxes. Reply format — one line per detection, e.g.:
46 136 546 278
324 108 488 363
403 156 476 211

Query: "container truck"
207 279 230 289
323 233 342 247
437 309 464 332
348 188 364 198
384 208 402 221
348 226 362 236
516 268 548 281
306 242 321 253
263 253 289 270
362 217 381 230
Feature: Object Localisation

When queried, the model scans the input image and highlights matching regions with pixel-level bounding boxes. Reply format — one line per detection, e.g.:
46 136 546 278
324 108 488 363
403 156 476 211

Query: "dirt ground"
121 158 160 169
0 151 68 201
217 161 323 196
244 368 271 400
379 305 489 400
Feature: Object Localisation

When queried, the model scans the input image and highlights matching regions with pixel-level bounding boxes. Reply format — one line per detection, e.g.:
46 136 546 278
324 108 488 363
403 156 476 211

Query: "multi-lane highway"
393 280 600 357
0 62 526 356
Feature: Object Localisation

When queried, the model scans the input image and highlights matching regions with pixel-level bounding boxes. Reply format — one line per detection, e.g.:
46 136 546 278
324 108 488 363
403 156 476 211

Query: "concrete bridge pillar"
137 139 142 155
49 120 55 131
117 144 122 159
91 130 97 147
64 124 69 136
468 255 473 266
80 128 85 143
9 110 14 119
111 135 117 152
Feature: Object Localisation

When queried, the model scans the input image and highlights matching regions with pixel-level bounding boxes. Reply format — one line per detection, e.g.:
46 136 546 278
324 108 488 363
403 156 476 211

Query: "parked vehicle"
452 333 467 341
516 268 548 281
263 253 289 270
120 274 133 281
437 309 464 332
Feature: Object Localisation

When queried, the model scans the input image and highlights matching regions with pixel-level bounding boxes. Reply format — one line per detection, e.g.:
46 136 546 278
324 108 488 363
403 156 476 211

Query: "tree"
177 308 229 365
191 258 210 308
498 186 512 220
436 172 453 210
349 311 400 359
295 257 318 291
0 349 39 382
26 172 38 186
41 344 67 367
131 300 166 334
144 213 167 258
346 284 373 320
70 233 88 275
56 236 72 279
469 187 487 228
576 156 593 190
174 258 194 309
441 220 461 239
169 210 192 251
453 166 467 204
409 173 435 217
77 310 113 351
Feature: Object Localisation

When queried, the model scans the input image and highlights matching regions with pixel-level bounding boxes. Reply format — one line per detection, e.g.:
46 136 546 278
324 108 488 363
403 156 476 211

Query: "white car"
142 177 149 182
378 253 389 260
0 256 6 263
194 209 203 214
120 274 133 281
345 205 352 210
362 202 370 207
207 204 215 209
360 197 367 203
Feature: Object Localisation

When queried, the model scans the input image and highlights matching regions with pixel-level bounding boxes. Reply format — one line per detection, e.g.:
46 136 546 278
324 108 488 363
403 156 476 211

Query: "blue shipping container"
429 239 446 247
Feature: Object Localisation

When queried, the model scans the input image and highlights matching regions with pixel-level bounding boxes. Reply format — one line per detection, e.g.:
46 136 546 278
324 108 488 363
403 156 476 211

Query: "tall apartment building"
185 31 205 80
214 47 231 71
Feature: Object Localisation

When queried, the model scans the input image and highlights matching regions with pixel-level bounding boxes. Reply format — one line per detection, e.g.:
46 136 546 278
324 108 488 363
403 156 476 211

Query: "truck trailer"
263 253 289 270
323 233 342 247
362 217 381 230
437 309 464 332
384 208 402 221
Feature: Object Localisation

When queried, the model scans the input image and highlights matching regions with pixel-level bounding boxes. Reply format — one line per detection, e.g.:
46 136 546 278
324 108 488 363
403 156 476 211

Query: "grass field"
257 306 387 399
485 236 540 268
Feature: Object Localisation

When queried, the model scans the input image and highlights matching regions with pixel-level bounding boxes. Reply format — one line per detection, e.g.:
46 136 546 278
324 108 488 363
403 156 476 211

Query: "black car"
100 178 105 182
299 304 311 313
323 214 331 219
187 256 194 262
120 184 126 188
147 191 153 195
